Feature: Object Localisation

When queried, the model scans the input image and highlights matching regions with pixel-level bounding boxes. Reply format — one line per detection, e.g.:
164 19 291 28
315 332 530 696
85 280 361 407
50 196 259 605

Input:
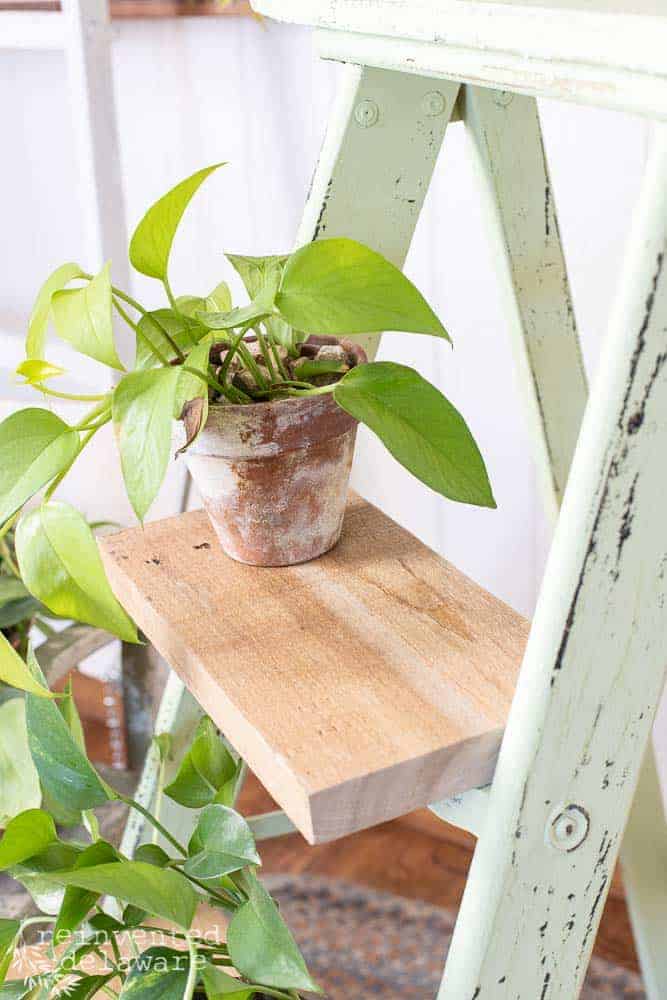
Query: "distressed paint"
439 122 667 998
462 86 588 522
253 0 667 120
429 786 490 836
297 64 458 360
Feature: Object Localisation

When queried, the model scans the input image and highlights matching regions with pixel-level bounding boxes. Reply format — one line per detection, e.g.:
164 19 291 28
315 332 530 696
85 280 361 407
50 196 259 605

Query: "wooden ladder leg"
297 61 459 359
620 742 667 998
439 117 667 998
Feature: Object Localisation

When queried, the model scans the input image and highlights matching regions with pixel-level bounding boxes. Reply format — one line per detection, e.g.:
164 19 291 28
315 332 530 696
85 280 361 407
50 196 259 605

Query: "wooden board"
100 495 527 843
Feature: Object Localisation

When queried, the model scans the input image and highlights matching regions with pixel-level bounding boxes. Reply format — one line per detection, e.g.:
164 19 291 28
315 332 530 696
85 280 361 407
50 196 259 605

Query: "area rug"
265 875 645 999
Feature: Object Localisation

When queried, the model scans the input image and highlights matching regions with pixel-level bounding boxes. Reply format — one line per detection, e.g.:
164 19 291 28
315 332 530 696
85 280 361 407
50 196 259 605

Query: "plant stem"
120 796 187 856
268 333 290 380
20 915 57 933
253 327 276 381
178 870 239 912
282 383 336 398
151 752 166 846
183 933 198 1000
109 932 122 967
0 537 19 577
0 512 19 542
163 277 178 312
113 298 171 367
108 283 185 362
37 386 108 402
235 341 268 390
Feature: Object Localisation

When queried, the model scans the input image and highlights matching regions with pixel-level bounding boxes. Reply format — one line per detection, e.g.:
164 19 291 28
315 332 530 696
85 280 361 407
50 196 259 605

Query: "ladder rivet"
547 805 590 852
354 99 379 128
422 91 447 117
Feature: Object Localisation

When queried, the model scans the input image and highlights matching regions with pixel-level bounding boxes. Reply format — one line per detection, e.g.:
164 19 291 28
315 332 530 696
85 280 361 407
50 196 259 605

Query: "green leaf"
54 840 119 939
15 501 138 643
0 578 30 605
51 264 124 371
175 334 213 422
129 164 224 282
14 360 67 386
277 238 449 339
135 310 195 370
164 718 238 809
25 647 115 812
27 262 84 360
334 362 495 507
0 632 53 698
0 980 34 999
133 844 170 868
10 841 81 916
0 919 20 986
185 804 259 880
227 871 320 993
0 700 41 827
55 974 115 1000
201 965 256 999
0 810 56 871
113 368 180 521
293 358 347 379
120 947 190 1000
42 862 197 930
0 408 80 525
226 254 288 301
205 281 232 313
197 300 272 332
0 598 40 631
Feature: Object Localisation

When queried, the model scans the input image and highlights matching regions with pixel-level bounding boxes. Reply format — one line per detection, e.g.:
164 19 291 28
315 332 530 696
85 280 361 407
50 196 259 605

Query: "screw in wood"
422 91 447 117
547 804 590 852
354 99 379 128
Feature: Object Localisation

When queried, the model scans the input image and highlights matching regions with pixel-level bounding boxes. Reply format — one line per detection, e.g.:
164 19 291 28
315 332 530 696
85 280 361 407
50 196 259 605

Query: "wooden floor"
238 774 639 977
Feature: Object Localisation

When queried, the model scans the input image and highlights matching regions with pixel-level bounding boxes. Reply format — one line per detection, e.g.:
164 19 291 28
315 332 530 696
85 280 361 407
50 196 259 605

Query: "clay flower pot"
182 340 366 567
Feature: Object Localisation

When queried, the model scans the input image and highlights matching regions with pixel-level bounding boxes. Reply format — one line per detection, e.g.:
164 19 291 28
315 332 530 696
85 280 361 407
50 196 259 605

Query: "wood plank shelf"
100 495 528 844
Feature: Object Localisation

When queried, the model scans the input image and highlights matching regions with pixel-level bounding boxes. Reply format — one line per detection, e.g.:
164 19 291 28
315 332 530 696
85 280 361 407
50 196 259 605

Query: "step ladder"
106 2 667 996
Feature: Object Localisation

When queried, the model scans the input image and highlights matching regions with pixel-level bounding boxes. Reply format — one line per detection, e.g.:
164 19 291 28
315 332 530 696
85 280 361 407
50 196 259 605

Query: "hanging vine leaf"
129 164 224 282
26 262 84 360
51 264 124 371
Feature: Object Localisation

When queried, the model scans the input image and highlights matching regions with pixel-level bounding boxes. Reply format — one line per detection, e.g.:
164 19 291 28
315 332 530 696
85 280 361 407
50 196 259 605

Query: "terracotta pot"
181 340 366 567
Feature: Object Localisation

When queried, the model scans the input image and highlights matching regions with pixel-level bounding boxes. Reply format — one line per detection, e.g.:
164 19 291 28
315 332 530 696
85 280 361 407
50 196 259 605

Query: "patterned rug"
265 875 645 999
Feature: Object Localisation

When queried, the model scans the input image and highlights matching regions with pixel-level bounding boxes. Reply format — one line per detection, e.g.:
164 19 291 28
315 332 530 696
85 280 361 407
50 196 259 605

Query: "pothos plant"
0 162 494 649
0 649 319 1000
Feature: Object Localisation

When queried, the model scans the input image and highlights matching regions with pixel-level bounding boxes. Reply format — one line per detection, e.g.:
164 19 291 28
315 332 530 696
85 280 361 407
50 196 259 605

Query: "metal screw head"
422 91 447 117
547 804 590 852
354 99 379 128
493 90 514 108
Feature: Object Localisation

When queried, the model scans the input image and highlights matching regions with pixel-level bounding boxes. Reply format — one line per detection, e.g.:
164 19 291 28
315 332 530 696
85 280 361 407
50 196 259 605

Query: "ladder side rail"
297 62 458 360
439 121 667 998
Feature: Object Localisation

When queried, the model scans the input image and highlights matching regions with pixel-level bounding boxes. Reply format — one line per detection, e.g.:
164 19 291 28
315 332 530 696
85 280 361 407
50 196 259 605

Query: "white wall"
0 16 650 622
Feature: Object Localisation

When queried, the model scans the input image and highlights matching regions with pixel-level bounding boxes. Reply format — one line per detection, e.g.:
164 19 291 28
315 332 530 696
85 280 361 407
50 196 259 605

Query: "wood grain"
100 495 527 843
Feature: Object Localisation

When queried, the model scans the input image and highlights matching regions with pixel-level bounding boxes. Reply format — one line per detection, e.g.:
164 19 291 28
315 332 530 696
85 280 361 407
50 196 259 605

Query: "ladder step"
100 495 527 844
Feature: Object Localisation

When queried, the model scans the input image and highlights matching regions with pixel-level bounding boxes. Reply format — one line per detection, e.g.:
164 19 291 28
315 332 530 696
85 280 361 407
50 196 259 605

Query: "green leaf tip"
129 163 226 283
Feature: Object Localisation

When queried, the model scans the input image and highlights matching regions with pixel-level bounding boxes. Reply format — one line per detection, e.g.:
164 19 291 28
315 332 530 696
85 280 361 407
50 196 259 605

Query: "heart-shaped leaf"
201 965 256 999
206 281 232 313
0 579 29 606
130 164 224 282
113 368 181 521
0 810 57 871
334 361 495 507
10 841 82 916
27 262 84 360
227 871 320 993
185 804 259 880
0 408 80 526
0 919 20 986
164 718 239 809
54 840 120 939
52 264 124 370
175 334 213 427
0 633 53 698
277 238 449 339
25 647 115 813
226 254 288 301
0 700 41 827
43 862 197 930
15 502 138 643
120 947 191 1000
0 598 41 631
